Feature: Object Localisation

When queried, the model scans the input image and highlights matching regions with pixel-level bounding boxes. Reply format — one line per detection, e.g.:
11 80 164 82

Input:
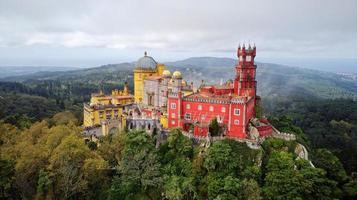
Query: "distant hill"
0 63 134 82
1 57 357 99
166 57 357 99
0 66 80 78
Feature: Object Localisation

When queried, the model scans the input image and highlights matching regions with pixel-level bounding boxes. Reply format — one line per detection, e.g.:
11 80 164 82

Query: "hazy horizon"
1 56 356 74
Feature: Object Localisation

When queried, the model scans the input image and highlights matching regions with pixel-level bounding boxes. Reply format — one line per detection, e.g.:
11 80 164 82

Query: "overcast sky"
0 0 356 71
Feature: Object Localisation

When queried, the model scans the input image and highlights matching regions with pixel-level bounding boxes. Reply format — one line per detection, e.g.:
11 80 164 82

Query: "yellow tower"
134 52 166 103
157 63 165 76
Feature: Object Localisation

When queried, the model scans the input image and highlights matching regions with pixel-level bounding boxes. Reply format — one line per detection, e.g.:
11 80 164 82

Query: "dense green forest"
1 113 356 199
263 96 357 174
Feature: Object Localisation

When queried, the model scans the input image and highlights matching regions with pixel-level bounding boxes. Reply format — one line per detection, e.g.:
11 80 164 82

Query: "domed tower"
162 70 171 86
160 70 171 107
172 71 183 93
133 52 166 103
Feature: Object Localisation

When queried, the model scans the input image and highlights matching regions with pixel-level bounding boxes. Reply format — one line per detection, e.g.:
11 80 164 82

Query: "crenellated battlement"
237 43 256 58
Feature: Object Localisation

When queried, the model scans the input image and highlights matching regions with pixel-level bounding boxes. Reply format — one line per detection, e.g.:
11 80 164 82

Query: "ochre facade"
83 83 134 127
134 52 166 103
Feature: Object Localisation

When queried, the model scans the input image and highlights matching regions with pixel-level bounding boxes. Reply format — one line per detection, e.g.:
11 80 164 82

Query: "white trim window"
234 108 240 116
198 105 202 111
185 113 191 120
186 104 190 109
209 106 214 112
234 120 240 125
171 120 175 125
171 103 176 109
246 55 252 62
221 107 226 113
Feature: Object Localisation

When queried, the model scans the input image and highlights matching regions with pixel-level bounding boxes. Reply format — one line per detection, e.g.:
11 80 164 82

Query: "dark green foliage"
37 169 51 196
207 175 241 200
109 131 163 200
0 92 61 127
2 114 33 129
209 117 221 136
264 97 357 174
313 149 348 183
159 129 195 199
254 103 263 119
343 180 357 199
203 140 261 199
0 158 17 199
262 138 297 156
262 151 340 200
87 141 98 150
241 179 262 200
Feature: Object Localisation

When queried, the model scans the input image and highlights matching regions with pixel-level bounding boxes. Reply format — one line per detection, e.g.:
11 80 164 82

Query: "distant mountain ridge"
1 57 356 99
0 66 80 78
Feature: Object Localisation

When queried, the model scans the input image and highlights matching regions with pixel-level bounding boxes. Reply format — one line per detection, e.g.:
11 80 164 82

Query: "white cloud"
0 0 356 66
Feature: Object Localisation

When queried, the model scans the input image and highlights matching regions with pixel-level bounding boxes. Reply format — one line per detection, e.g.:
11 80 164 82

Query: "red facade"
167 45 258 139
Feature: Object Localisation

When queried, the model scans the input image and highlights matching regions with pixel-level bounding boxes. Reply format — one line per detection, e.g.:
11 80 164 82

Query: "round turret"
172 71 182 79
162 70 171 77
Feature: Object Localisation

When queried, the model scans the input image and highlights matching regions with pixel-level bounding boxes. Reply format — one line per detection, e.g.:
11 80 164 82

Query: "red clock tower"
234 44 257 97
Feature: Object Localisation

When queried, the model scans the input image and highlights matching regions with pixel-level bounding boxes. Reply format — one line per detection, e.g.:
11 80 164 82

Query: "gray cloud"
0 0 356 66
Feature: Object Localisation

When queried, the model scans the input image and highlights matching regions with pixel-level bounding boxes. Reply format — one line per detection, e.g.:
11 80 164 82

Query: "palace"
167 45 260 138
83 45 273 140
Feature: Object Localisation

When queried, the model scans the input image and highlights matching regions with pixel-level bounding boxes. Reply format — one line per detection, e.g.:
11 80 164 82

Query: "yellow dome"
162 70 171 77
172 71 182 78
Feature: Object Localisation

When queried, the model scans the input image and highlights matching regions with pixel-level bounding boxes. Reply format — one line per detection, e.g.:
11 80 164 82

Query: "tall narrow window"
234 109 240 116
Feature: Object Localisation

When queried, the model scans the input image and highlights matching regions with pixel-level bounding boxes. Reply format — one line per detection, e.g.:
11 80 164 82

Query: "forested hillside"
1 115 356 199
